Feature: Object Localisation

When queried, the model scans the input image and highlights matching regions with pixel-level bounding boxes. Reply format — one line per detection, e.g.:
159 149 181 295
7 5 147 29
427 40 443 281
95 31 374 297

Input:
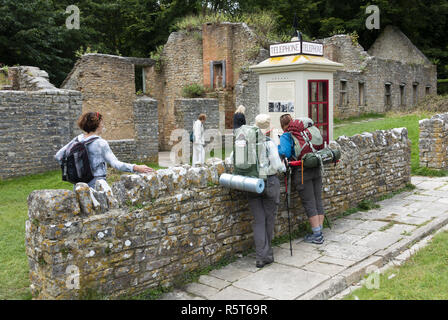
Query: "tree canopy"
1 0 446 86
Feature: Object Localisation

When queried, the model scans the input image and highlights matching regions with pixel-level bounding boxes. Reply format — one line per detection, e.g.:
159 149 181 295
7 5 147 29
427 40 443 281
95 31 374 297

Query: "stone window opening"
210 60 226 90
400 83 406 106
385 82 392 108
339 79 347 106
134 65 146 94
426 85 431 96
358 81 365 106
413 82 419 105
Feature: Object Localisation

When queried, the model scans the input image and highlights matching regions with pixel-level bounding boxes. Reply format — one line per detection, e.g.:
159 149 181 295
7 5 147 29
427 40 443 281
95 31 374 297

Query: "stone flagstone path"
160 176 448 300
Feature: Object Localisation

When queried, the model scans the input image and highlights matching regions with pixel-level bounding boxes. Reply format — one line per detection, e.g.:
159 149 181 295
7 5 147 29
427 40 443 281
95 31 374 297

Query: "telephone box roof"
250 54 344 74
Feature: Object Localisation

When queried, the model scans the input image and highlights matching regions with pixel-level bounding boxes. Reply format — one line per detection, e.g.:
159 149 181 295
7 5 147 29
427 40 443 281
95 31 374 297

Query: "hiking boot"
304 233 324 244
256 257 274 268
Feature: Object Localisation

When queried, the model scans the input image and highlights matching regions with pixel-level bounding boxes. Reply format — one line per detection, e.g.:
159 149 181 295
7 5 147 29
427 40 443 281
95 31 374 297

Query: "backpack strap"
83 136 100 145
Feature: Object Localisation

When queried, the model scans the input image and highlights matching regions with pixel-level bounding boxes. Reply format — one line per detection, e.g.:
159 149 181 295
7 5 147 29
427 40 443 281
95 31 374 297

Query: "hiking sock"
312 226 322 236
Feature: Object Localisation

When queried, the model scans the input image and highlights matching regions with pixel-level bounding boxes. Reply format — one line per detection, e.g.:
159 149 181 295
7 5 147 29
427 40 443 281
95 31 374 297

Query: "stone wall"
62 54 154 141
146 23 266 150
234 48 270 127
146 32 204 151
419 113 448 169
320 31 437 119
26 128 411 299
174 98 219 132
106 97 159 164
7 66 56 91
368 26 432 66
0 89 82 179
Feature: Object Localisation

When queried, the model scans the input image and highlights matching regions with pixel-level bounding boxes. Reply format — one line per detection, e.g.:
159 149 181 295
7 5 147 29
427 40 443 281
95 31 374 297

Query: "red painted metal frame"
308 79 329 144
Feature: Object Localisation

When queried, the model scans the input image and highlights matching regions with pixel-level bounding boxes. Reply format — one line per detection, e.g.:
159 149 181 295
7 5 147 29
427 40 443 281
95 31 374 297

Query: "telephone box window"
308 79 329 144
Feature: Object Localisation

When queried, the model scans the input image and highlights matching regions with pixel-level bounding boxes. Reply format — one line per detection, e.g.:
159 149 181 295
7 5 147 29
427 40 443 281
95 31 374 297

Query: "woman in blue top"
55 112 153 188
278 114 326 244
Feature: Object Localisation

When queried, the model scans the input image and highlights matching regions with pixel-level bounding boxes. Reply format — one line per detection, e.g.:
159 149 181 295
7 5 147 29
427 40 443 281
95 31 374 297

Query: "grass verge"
345 230 448 299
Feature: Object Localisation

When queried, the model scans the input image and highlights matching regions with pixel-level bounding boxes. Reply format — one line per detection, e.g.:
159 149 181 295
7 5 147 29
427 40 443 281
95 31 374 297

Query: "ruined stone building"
320 25 437 118
0 23 438 179
144 23 436 150
61 54 159 163
145 22 269 151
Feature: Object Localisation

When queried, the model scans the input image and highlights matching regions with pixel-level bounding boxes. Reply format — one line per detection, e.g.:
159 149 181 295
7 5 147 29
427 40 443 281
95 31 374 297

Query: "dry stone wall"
26 128 411 299
419 113 448 169
0 89 82 179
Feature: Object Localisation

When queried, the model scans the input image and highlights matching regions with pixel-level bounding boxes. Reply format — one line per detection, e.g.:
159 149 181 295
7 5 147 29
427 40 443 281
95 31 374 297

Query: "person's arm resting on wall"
101 140 135 173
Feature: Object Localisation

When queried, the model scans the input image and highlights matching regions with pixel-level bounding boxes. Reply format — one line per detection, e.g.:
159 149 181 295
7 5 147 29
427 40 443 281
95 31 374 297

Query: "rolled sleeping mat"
219 173 265 194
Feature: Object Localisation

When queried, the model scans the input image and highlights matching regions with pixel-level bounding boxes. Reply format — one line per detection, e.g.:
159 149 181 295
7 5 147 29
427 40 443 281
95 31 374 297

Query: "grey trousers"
247 175 280 262
292 166 325 218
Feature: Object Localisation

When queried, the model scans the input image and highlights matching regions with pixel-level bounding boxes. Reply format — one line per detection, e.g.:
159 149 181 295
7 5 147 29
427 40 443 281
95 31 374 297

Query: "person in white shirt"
192 113 206 166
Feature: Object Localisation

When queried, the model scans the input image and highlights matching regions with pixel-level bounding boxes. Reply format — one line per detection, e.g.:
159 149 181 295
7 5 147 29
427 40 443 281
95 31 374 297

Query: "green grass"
333 112 384 125
345 230 448 299
334 111 444 175
0 162 163 300
0 170 72 300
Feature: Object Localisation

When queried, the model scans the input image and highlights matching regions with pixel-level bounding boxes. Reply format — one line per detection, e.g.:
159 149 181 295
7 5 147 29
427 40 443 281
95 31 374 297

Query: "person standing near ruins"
278 114 326 244
233 105 246 130
192 113 206 166
247 114 286 268
55 112 153 188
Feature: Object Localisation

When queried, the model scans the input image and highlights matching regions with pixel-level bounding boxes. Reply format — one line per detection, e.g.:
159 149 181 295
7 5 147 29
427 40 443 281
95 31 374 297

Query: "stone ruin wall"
0 87 82 179
6 66 56 91
61 54 159 164
145 32 204 151
62 54 137 141
26 128 411 299
419 113 448 170
322 34 437 119
146 23 266 150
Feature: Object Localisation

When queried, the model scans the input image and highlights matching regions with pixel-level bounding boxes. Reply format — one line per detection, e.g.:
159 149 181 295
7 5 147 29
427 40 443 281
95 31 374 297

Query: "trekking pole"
284 163 293 257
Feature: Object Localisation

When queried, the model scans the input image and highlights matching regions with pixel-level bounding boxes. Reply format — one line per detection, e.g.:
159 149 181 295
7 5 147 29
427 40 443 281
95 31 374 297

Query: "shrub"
182 83 206 98
149 45 165 72
75 46 98 58
173 11 303 49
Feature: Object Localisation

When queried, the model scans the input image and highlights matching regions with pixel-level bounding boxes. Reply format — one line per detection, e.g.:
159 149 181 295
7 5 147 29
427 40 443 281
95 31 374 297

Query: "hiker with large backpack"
55 112 153 189
278 114 326 244
231 114 286 268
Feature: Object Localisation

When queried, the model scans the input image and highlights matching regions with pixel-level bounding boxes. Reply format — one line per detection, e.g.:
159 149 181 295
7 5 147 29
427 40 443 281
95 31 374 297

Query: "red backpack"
286 118 324 160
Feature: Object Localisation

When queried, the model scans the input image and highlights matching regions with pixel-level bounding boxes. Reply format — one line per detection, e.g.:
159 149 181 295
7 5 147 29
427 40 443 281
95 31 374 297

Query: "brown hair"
280 114 292 131
78 112 103 133
198 113 206 121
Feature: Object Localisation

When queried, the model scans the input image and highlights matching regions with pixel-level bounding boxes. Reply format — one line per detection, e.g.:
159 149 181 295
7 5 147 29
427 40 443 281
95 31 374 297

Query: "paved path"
160 176 448 300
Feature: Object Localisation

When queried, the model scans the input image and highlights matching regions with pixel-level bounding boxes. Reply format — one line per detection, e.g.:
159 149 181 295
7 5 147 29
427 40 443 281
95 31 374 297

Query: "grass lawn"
334 111 445 175
0 162 162 300
345 230 448 300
